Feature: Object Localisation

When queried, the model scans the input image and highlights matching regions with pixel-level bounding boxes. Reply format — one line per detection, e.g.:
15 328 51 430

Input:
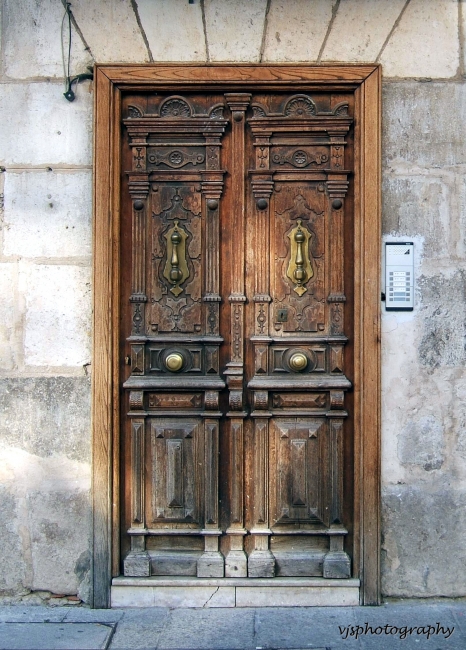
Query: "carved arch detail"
159 96 192 118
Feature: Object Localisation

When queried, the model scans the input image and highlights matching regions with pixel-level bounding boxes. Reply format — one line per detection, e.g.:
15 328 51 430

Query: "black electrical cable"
61 2 93 102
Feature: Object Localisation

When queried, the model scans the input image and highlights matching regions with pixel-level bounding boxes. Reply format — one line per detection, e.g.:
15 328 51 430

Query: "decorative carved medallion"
209 105 225 119
148 149 205 169
272 149 328 168
284 95 317 117
128 105 143 118
160 97 191 118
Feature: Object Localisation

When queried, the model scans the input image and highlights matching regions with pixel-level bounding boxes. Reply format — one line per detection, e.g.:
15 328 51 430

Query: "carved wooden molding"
93 64 381 607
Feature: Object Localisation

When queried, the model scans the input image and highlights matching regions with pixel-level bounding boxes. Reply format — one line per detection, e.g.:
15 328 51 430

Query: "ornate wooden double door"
120 88 355 581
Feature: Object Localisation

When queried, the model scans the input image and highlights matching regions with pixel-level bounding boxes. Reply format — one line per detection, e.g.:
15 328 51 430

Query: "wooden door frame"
92 64 381 608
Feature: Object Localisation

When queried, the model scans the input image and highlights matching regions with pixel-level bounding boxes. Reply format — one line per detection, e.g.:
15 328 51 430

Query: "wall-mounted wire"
61 2 93 102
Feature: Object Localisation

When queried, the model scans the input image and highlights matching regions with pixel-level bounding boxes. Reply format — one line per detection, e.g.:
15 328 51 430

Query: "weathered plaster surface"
0 378 91 597
381 81 466 596
1 0 466 603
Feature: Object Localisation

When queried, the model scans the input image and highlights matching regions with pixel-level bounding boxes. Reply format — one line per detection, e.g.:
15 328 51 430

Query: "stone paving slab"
0 604 465 650
254 606 360 649
156 608 255 649
0 622 114 650
109 609 169 650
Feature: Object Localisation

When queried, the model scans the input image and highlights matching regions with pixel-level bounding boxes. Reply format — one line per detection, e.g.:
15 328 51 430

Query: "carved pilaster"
201 173 224 337
198 418 224 577
224 93 250 399
124 417 150 577
329 418 344 525
130 419 145 527
249 408 274 577
327 176 348 336
225 418 247 577
129 178 149 336
251 172 274 336
220 96 251 565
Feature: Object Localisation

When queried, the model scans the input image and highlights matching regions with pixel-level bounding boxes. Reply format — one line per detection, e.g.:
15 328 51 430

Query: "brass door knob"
165 353 184 372
289 352 308 372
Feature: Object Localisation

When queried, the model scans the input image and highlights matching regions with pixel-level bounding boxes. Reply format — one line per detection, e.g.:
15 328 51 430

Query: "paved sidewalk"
0 601 465 649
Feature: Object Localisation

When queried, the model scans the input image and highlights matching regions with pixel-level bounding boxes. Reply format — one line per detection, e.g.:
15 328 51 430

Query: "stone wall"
0 0 464 602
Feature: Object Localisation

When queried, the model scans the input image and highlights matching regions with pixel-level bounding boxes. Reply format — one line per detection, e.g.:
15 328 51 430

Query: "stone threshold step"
113 576 360 587
111 576 361 608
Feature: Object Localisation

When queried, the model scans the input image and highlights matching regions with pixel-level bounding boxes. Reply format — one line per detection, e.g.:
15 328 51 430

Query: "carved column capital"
128 174 150 200
327 176 349 198
224 93 252 114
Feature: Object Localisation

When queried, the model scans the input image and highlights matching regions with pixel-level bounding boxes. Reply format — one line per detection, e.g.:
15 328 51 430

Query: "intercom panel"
385 242 414 311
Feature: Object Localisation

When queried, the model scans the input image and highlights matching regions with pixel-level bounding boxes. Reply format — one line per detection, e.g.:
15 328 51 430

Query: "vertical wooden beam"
92 68 114 609
354 67 382 605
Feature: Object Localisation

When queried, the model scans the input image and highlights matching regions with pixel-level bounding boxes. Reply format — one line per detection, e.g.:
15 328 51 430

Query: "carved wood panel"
270 418 327 526
149 418 201 525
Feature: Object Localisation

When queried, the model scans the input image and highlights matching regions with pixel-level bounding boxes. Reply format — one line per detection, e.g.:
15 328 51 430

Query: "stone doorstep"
111 577 361 608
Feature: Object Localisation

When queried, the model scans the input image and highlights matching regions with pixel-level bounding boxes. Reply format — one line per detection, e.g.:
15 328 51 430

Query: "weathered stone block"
197 551 224 578
3 0 91 79
4 171 92 258
0 377 91 462
225 550 247 577
137 0 206 62
322 551 351 579
151 551 200 576
21 264 91 367
70 0 149 63
398 415 444 471
0 83 92 166
247 550 275 577
382 175 451 258
417 271 466 369
28 490 90 595
0 445 91 598
321 0 405 63
0 263 20 372
205 0 267 62
263 0 334 62
0 486 28 593
124 552 151 577
382 485 466 596
380 0 459 78
383 83 466 168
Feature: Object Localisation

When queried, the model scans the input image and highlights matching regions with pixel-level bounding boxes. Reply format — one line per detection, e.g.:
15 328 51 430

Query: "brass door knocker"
163 220 189 296
286 219 314 296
